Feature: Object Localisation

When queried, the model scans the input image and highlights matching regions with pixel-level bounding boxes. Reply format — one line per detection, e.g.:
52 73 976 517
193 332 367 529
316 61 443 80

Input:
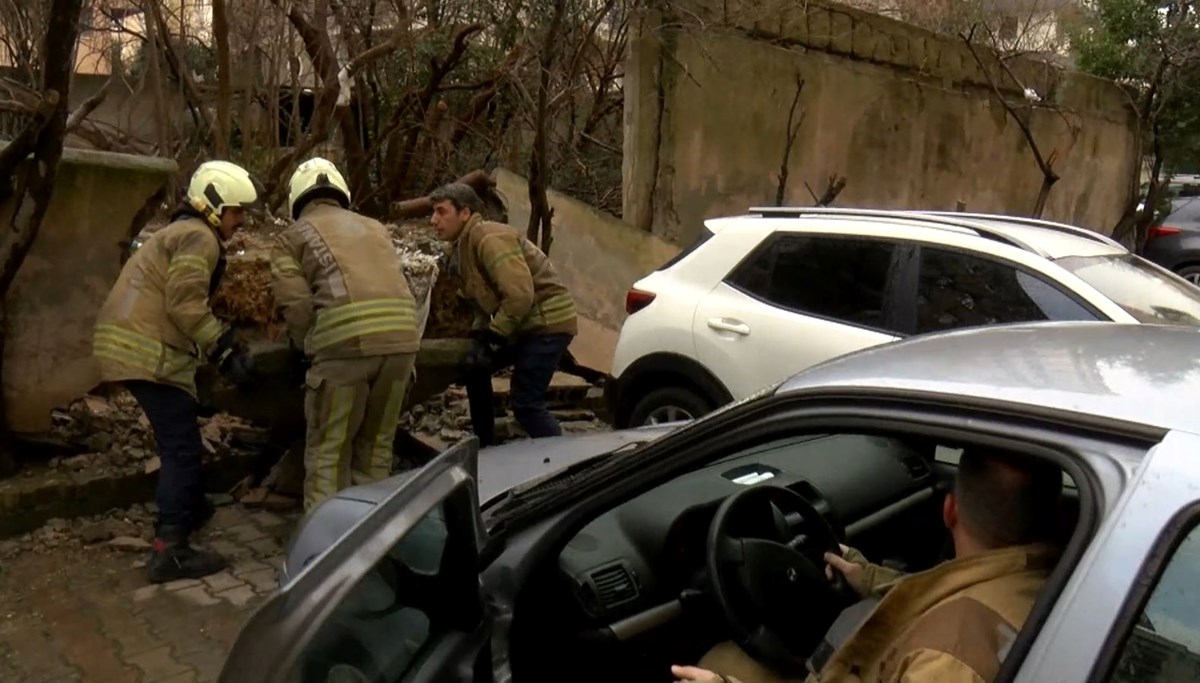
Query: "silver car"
220 322 1200 683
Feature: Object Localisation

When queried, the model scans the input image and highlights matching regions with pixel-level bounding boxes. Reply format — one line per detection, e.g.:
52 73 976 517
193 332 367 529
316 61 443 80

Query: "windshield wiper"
483 441 645 529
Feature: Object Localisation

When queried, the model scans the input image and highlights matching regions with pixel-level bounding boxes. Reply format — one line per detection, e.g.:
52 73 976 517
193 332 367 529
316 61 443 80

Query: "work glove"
207 327 238 366
463 329 506 371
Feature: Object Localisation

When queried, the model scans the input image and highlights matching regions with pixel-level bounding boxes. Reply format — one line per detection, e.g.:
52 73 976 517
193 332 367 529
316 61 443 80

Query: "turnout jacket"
451 214 577 339
722 543 1059 683
93 216 228 397
270 200 420 363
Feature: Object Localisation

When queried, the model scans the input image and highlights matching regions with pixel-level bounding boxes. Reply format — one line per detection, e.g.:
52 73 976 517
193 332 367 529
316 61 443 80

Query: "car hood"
281 425 677 580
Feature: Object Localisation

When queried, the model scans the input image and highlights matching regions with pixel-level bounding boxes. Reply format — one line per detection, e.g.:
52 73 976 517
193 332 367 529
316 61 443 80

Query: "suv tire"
1176 264 1200 286
629 386 713 426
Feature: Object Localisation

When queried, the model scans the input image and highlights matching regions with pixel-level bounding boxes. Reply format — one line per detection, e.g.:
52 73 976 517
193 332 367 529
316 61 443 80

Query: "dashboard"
556 433 937 623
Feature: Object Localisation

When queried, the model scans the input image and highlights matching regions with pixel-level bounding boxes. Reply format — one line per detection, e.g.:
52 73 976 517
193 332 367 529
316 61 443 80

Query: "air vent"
588 563 639 609
899 454 931 481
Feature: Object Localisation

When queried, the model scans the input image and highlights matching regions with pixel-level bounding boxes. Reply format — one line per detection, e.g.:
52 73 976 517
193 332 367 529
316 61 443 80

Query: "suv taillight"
1149 225 1182 240
626 288 656 315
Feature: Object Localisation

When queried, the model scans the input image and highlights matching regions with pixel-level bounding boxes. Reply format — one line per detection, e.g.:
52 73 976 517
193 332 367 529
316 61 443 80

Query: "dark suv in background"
1142 175 1200 284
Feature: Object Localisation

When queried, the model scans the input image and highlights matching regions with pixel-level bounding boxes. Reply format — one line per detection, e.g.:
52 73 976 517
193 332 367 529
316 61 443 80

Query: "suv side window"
1110 522 1200 681
294 503 450 682
916 246 1098 333
728 235 899 331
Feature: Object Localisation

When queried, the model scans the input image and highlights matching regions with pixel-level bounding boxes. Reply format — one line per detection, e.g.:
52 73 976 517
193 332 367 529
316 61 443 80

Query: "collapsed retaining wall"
0 146 176 434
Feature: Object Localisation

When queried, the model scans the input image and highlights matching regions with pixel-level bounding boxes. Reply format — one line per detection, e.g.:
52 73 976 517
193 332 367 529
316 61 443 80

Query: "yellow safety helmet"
186 160 262 228
288 157 351 219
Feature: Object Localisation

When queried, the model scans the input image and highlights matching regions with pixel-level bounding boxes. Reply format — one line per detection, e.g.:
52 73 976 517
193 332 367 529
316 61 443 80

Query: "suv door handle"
707 318 751 335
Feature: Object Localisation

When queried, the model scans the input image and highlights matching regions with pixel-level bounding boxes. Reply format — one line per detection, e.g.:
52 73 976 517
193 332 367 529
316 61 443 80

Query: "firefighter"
271 157 420 512
93 160 260 583
428 182 578 447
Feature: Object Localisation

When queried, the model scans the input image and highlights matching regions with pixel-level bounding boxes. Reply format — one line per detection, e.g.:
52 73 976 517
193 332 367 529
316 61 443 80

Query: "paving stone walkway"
0 504 299 682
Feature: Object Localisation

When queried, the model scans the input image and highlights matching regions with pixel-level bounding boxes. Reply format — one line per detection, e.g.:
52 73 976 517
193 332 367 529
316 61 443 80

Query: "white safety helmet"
288 157 351 219
186 160 262 227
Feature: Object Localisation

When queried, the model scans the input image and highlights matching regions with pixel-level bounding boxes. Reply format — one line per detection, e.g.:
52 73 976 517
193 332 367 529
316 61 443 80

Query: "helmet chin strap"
191 197 222 229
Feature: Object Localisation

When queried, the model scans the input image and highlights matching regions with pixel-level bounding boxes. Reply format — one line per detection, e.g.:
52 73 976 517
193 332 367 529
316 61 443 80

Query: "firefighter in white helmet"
94 160 262 583
272 157 419 512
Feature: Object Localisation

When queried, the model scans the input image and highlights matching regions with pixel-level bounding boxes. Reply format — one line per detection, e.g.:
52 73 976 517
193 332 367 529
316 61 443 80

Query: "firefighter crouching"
93 160 260 584
428 182 578 447
271 157 420 513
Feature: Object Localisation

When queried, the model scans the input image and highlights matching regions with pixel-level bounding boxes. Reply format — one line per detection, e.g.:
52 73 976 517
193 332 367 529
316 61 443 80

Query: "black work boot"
146 525 228 584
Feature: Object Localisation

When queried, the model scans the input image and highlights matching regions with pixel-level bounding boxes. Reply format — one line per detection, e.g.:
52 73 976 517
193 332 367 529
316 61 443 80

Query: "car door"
219 438 494 683
911 244 1102 335
692 233 914 399
1008 431 1200 682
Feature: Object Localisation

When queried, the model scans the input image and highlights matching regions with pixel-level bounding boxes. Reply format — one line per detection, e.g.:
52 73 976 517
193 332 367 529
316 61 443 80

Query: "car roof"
776 322 1200 436
707 208 1126 261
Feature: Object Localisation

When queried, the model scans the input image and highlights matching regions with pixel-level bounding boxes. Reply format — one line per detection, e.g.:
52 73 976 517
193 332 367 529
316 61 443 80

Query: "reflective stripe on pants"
302 353 416 512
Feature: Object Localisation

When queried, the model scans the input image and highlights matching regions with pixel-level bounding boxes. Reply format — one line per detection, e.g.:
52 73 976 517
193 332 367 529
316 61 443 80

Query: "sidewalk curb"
0 451 259 539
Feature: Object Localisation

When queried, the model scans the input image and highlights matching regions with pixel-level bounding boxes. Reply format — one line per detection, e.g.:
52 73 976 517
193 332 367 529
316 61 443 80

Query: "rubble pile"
0 503 157 559
201 221 474 341
49 393 258 475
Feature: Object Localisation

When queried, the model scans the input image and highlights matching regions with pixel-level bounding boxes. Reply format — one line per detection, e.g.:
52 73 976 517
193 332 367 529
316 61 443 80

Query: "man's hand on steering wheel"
670 665 727 682
824 544 870 597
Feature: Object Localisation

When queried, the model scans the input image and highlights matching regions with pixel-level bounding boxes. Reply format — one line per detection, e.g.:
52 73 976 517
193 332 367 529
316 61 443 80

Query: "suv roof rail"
904 211 1125 250
746 206 1044 256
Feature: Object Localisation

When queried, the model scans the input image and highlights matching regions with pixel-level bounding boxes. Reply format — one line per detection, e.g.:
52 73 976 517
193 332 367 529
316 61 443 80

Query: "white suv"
605 207 1200 427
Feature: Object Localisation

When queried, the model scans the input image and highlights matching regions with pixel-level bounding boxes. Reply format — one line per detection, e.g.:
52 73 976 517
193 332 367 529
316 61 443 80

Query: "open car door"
219 438 493 683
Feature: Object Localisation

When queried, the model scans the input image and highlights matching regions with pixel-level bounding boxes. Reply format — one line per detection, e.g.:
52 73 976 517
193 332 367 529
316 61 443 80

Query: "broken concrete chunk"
108 536 152 551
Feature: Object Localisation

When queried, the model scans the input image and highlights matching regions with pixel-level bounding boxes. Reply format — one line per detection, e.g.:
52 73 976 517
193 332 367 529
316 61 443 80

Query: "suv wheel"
629 386 713 426
1177 264 1200 285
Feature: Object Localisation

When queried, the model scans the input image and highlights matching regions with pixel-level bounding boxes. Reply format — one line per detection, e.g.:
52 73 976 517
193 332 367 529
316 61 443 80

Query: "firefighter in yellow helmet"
271 157 420 512
93 160 261 583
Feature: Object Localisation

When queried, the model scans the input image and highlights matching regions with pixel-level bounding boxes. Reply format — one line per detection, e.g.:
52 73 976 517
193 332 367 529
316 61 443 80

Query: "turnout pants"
125 380 207 533
464 332 573 447
304 353 416 512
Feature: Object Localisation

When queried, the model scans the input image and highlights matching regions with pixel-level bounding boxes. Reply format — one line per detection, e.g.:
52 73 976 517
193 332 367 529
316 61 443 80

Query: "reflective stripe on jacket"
93 217 227 397
452 214 578 338
270 201 419 362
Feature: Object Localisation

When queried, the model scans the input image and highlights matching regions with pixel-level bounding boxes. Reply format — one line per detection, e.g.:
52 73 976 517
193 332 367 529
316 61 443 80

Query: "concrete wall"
0 147 176 434
623 0 1140 244
495 168 679 373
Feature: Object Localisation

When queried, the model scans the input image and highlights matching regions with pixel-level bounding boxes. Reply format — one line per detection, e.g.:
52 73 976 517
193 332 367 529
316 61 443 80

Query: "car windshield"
1056 254 1200 325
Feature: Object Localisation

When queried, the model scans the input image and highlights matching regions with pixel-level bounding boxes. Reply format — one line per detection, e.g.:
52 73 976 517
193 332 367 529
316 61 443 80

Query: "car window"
915 246 1098 334
291 504 450 682
727 235 900 331
1056 254 1200 325
1110 522 1200 681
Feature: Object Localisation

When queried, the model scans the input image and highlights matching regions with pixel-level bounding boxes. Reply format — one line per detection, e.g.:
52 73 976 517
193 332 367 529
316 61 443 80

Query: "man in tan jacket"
673 448 1063 683
428 182 577 447
94 160 261 583
271 157 420 512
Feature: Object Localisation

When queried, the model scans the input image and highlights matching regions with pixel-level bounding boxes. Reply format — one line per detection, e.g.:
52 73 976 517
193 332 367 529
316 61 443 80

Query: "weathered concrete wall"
623 0 1140 244
495 168 679 373
0 147 177 434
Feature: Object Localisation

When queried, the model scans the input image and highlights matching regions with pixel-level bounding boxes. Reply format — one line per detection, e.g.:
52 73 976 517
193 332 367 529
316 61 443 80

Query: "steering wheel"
706 484 854 674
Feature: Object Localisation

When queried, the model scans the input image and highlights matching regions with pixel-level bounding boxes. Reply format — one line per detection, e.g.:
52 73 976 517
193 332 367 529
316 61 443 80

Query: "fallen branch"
66 76 113 132
389 170 495 219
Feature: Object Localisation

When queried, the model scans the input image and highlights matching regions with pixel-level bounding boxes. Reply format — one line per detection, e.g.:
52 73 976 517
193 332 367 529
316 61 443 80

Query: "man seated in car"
673 447 1064 683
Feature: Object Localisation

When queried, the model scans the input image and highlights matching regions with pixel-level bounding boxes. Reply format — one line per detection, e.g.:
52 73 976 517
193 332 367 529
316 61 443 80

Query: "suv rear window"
1056 254 1200 325
657 227 713 272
